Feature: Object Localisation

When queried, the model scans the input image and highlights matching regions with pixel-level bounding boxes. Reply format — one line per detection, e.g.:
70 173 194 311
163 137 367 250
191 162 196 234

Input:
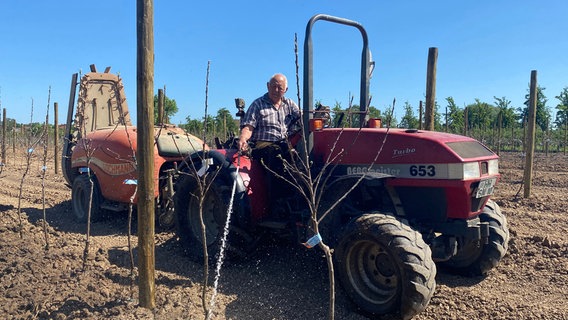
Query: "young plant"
17 99 43 239
40 87 51 250
255 34 394 320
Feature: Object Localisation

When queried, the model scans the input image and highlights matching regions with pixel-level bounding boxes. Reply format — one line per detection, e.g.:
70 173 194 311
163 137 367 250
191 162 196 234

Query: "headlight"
488 159 499 175
463 162 481 179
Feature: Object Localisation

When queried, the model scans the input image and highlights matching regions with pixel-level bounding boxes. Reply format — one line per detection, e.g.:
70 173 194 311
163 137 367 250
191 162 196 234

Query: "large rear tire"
441 199 509 276
175 174 228 261
335 213 436 320
71 174 103 223
175 173 252 262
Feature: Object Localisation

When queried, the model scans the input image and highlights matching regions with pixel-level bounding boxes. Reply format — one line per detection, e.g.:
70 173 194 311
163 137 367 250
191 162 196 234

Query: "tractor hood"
312 128 499 181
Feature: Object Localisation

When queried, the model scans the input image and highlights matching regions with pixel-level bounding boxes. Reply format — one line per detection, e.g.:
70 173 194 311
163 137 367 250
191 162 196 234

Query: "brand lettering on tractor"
392 147 416 158
102 162 136 176
347 166 401 176
73 157 136 176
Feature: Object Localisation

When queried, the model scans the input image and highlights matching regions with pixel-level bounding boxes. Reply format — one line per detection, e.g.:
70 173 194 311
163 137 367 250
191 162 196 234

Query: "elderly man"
238 74 301 215
238 73 300 152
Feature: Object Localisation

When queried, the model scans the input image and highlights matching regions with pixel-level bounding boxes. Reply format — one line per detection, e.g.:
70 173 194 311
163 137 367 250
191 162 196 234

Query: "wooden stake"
445 105 448 132
136 0 155 309
511 125 514 151
464 106 468 136
564 114 568 154
418 101 423 130
54 102 59 174
497 111 502 155
12 123 15 155
2 108 6 165
523 70 537 198
157 88 164 125
425 47 437 131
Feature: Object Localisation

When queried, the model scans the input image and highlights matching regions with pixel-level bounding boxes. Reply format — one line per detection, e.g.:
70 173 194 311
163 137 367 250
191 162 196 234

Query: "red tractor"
172 14 509 319
64 14 509 319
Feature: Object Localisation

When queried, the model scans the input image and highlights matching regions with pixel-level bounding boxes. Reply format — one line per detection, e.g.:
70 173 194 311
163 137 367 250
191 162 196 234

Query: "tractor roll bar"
302 14 372 152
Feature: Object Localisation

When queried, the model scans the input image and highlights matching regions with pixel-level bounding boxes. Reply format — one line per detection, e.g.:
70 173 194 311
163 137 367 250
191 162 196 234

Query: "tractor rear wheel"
175 174 251 262
441 199 509 276
335 213 436 320
71 174 103 223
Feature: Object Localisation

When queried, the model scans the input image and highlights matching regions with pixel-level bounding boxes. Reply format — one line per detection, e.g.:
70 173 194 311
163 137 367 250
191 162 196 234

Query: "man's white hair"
269 73 288 86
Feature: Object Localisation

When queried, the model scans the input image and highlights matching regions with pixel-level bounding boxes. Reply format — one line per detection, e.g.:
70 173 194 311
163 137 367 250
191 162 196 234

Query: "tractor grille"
396 186 447 222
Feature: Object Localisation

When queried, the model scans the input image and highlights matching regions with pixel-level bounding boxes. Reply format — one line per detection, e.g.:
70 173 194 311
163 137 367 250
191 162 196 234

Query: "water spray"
207 151 241 319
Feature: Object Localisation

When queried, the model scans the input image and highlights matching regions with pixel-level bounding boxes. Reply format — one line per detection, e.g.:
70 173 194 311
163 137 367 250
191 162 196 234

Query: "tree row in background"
4 85 567 155
178 85 567 154
442 85 568 153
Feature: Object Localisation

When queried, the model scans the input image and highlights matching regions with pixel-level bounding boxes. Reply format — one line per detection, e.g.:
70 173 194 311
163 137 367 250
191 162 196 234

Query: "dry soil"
1 151 567 320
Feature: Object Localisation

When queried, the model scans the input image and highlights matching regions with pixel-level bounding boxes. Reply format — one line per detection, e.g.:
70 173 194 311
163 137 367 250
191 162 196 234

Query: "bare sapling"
29 98 34 148
197 61 233 320
255 34 393 320
17 98 43 238
96 115 138 293
159 110 222 317
123 133 138 295
277 99 392 320
123 128 138 295
69 70 105 271
177 151 219 317
12 125 16 162
80 137 97 271
198 61 213 316
41 87 51 250
113 75 139 294
198 60 230 319
169 60 228 319
119 118 139 296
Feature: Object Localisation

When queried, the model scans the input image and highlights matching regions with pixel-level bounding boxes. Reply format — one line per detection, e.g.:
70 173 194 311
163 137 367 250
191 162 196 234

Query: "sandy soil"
1 151 567 320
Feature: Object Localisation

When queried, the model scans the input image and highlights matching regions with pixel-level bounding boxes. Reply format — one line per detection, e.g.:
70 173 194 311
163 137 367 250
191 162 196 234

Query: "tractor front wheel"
441 199 509 276
335 213 436 320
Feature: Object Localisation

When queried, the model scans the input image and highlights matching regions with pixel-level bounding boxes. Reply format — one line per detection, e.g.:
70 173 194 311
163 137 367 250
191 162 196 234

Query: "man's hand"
239 125 253 152
238 136 249 151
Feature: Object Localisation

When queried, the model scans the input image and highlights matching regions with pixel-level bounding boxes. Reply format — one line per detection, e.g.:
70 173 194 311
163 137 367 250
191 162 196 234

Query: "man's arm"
238 125 253 151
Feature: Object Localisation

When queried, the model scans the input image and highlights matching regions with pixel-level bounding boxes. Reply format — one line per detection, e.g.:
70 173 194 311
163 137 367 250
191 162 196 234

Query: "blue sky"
1 1 566 125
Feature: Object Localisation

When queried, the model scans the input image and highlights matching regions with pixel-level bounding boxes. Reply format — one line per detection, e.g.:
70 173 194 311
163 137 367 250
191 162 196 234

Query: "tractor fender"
179 150 246 195
319 171 399 246
321 171 395 210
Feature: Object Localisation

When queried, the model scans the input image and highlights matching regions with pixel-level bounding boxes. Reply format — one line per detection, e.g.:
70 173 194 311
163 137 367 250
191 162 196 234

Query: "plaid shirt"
242 93 300 142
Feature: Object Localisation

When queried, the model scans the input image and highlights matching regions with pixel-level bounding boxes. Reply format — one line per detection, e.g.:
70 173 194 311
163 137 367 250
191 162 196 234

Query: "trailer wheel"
71 174 103 223
442 199 509 276
335 213 436 320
